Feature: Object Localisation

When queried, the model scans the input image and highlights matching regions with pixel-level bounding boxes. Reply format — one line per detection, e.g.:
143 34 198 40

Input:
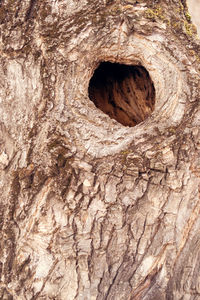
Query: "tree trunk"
188 0 200 35
0 1 200 299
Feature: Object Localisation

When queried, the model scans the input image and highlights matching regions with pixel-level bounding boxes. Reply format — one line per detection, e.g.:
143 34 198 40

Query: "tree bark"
0 0 200 299
188 0 200 35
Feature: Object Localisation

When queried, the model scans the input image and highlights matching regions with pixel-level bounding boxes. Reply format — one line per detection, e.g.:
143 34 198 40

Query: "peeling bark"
0 0 200 299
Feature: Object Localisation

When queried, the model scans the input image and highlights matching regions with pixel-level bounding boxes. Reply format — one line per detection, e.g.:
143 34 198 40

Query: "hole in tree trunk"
88 62 155 127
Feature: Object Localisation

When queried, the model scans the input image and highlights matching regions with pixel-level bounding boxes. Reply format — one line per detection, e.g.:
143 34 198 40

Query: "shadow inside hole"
88 62 155 127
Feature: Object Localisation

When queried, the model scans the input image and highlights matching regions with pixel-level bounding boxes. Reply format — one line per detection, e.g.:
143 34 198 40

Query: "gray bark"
0 0 200 299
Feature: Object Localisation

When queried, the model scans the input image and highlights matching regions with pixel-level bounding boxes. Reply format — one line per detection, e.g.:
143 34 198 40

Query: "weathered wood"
0 0 200 299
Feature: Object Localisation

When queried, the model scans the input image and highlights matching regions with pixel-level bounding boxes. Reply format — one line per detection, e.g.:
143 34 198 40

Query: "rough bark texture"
187 0 200 35
0 0 200 299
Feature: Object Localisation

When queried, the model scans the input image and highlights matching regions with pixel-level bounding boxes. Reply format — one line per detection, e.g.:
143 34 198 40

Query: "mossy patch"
184 21 197 37
185 11 191 22
145 6 165 21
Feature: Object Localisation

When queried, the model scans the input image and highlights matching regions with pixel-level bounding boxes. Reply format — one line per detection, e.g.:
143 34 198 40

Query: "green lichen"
120 150 131 156
145 6 165 21
184 20 197 36
167 127 177 135
185 11 191 22
195 54 200 63
176 1 197 37
120 149 132 166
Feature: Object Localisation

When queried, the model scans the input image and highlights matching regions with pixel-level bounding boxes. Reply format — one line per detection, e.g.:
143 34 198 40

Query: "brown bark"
0 0 200 299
